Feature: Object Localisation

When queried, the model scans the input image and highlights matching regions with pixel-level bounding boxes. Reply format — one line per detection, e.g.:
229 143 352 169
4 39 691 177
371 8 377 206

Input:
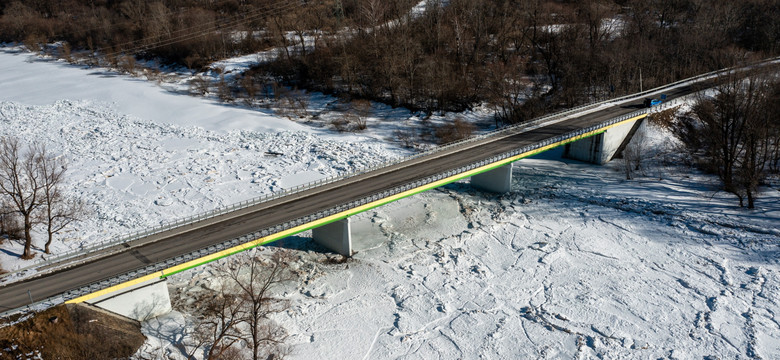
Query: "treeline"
1 0 778 121
257 0 779 121
0 0 386 69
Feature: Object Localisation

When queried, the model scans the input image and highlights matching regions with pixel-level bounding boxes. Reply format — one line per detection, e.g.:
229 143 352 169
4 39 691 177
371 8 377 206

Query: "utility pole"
639 67 643 92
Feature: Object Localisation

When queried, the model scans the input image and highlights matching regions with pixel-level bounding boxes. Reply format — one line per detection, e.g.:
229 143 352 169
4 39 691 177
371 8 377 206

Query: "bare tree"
680 73 780 208
221 251 295 360
0 138 82 258
187 288 245 360
37 146 84 254
0 138 43 259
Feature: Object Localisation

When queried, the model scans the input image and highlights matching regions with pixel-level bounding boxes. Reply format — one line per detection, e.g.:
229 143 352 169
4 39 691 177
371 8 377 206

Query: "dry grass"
649 106 681 129
0 304 146 359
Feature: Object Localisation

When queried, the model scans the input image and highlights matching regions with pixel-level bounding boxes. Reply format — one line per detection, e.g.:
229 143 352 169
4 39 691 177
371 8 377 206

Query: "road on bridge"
0 83 702 313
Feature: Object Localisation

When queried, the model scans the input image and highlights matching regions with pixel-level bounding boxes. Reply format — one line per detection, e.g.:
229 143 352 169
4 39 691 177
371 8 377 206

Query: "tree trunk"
45 222 53 254
22 214 33 259
252 307 259 360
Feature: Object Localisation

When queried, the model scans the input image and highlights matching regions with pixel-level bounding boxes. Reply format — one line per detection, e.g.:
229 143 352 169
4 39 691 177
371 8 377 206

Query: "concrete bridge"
0 61 776 321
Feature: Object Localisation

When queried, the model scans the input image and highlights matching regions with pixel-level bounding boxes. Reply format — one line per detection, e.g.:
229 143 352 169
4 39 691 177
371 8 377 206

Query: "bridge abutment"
471 164 513 193
85 278 172 321
312 218 353 256
564 117 645 164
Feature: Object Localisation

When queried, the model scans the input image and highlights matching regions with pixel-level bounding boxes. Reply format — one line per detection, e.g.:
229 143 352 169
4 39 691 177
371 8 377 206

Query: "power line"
101 1 299 59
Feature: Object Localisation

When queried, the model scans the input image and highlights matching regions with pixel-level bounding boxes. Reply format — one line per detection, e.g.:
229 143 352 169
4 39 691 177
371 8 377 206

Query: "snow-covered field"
0 48 409 276
145 143 780 359
1 47 779 360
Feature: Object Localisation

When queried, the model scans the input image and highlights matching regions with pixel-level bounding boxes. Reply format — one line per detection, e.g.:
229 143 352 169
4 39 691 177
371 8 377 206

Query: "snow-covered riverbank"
1 48 778 359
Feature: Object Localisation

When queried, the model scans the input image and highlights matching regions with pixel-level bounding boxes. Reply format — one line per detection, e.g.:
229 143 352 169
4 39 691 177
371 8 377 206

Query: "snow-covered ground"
2 45 779 359
0 48 411 277
144 140 780 359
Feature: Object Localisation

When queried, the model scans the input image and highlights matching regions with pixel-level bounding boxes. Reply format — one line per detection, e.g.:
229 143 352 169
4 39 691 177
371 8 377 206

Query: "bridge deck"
0 84 697 314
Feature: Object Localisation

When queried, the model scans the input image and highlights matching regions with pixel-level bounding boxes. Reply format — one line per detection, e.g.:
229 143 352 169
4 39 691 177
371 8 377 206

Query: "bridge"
0 61 775 320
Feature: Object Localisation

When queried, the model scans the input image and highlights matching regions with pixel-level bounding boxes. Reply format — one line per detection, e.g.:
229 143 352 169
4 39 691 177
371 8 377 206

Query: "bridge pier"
312 218 353 256
470 164 513 193
564 117 645 164
85 278 172 321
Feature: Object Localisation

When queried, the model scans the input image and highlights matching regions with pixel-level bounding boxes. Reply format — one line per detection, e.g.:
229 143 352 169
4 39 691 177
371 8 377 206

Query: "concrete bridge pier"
564 116 645 164
85 278 171 321
471 164 513 193
312 218 353 256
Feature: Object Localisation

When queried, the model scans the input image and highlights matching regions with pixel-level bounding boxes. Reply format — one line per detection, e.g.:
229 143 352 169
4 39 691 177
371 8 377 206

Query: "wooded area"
258 0 780 120
1 0 777 119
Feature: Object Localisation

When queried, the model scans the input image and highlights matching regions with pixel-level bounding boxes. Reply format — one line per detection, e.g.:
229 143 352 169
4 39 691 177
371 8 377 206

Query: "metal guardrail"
50 107 655 305
0 57 780 318
2 56 777 285
1 57 778 323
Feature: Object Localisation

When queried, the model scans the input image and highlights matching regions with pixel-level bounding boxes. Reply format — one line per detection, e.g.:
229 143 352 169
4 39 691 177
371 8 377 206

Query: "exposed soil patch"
0 303 145 359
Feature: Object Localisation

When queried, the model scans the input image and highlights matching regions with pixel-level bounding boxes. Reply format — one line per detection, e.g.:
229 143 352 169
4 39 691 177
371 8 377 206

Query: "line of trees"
0 137 83 259
0 0 413 69
3 1 777 122
254 0 779 120
0 0 279 68
674 72 780 208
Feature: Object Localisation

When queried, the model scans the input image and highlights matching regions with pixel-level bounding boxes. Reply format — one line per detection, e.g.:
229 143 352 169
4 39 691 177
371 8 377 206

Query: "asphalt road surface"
0 82 706 314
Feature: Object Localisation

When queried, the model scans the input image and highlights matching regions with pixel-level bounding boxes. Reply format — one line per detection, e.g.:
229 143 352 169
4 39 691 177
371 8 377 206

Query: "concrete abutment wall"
470 164 513 193
86 278 171 321
312 218 353 256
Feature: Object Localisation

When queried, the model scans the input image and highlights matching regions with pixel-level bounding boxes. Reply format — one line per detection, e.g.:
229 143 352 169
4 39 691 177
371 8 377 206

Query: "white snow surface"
148 142 780 359
0 50 403 277
0 47 308 135
144 124 780 358
1 47 779 359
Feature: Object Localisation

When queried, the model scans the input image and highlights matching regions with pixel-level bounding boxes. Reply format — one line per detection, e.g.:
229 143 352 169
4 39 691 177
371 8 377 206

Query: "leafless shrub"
276 88 309 120
119 55 137 75
394 129 417 149
331 117 351 132
217 76 235 103
350 99 371 131
60 42 72 62
331 112 366 133
189 76 211 96
434 118 475 145
23 33 45 53
239 75 259 102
